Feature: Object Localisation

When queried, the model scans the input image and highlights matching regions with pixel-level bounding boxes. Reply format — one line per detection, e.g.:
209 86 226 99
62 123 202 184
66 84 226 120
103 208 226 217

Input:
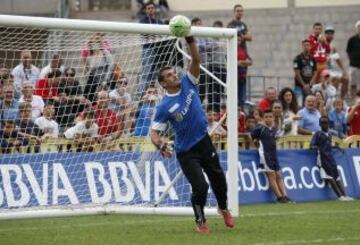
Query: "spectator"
298 95 321 135
158 0 170 19
227 4 252 50
278 87 301 136
328 98 347 138
346 90 360 136
109 77 132 114
0 84 19 126
293 39 317 106
108 64 124 90
39 54 65 79
16 102 42 137
11 50 40 92
78 91 120 141
325 26 349 100
64 109 98 152
206 20 228 112
309 22 330 82
133 85 160 137
35 69 61 103
238 106 246 134
258 87 277 112
206 107 227 137
83 33 113 102
311 69 336 112
34 103 59 139
272 101 285 137
81 32 112 64
346 20 360 98
314 90 327 116
0 120 28 154
244 115 256 133
249 109 291 203
19 80 44 120
1 72 21 100
139 1 163 95
251 108 262 124
56 67 87 128
237 37 252 108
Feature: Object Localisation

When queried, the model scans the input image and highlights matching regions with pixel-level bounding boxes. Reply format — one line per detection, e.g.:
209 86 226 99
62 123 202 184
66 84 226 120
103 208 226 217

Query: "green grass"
0 201 359 245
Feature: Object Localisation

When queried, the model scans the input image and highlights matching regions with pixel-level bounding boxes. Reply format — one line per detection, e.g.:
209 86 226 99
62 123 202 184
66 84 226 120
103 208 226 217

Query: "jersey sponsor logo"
180 89 195 116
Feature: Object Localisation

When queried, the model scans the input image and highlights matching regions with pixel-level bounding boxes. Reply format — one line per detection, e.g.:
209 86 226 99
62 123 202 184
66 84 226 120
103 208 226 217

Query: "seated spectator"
77 91 120 142
238 106 246 134
133 85 160 136
0 120 28 154
251 108 262 124
278 87 301 136
40 53 65 79
64 110 98 152
346 90 360 136
19 81 44 120
34 103 59 139
328 98 347 138
293 39 317 107
311 70 336 112
244 115 256 133
298 95 321 135
206 107 227 137
272 101 285 137
16 102 42 137
258 87 277 112
56 68 87 128
0 84 19 126
1 72 21 100
108 64 124 90
11 50 40 93
314 90 327 116
35 69 61 103
109 77 132 114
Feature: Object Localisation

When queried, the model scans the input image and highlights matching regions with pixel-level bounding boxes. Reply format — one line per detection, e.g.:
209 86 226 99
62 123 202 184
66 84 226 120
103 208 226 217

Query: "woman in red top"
35 69 61 103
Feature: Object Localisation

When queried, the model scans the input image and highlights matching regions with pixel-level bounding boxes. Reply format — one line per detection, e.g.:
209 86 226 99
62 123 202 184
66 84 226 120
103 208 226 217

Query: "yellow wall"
168 0 288 11
296 0 360 7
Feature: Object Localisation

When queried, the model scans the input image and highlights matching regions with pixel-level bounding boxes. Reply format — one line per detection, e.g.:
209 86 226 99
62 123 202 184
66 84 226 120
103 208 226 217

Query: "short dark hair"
144 1 155 8
302 39 310 44
47 69 62 78
191 17 201 25
313 22 322 28
233 4 243 11
4 119 15 125
213 20 223 27
263 109 273 115
319 116 328 123
157 65 173 83
19 102 32 112
245 115 256 122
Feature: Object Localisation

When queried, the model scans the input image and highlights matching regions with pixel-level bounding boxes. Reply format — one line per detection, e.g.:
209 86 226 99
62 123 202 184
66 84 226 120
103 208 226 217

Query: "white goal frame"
0 14 238 220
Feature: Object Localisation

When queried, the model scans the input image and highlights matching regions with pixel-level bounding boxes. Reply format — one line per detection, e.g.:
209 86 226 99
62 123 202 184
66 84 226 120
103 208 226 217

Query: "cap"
321 69 330 78
325 26 335 33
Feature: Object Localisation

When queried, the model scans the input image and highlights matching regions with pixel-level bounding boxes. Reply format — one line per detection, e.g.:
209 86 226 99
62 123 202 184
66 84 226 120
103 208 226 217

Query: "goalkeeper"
150 35 234 233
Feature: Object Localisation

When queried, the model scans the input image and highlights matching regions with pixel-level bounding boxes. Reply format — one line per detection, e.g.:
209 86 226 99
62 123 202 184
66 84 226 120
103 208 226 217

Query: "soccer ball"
169 15 191 37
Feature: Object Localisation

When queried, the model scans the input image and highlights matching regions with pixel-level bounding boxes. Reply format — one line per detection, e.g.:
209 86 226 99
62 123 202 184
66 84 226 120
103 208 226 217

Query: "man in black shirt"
227 4 252 50
293 39 317 107
346 21 360 97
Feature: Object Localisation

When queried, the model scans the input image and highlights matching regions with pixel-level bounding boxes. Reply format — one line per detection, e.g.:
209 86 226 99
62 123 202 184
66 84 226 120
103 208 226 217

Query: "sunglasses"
66 73 75 77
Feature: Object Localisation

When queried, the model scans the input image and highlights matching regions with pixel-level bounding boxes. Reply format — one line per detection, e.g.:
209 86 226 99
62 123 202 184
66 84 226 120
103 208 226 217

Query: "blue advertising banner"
0 149 359 209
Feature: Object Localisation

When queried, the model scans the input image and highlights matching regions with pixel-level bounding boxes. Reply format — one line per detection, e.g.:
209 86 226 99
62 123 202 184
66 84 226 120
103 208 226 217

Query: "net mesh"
0 26 229 212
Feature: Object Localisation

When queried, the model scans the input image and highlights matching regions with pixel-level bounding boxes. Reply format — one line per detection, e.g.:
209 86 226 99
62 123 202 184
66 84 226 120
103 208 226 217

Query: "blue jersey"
251 124 279 170
311 130 337 167
152 73 208 153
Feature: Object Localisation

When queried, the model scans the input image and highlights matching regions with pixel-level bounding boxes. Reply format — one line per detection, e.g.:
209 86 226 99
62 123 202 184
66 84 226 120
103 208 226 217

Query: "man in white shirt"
109 77 132 113
11 50 40 92
64 110 98 151
19 80 44 120
39 54 65 79
34 103 59 138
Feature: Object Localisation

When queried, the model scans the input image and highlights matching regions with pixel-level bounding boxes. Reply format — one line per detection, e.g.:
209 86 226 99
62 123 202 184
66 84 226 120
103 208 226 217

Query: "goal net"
0 15 238 219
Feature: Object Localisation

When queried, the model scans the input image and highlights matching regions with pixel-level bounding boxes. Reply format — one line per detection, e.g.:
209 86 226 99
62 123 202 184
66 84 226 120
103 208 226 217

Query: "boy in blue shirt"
328 98 347 138
150 35 234 233
310 116 353 201
249 109 291 203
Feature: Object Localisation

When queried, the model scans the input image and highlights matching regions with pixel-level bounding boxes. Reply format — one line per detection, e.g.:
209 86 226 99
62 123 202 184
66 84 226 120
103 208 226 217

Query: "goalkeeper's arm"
150 129 172 158
186 36 200 79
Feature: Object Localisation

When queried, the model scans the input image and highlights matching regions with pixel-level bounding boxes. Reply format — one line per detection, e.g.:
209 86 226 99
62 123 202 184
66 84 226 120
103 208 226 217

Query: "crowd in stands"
0 1 360 154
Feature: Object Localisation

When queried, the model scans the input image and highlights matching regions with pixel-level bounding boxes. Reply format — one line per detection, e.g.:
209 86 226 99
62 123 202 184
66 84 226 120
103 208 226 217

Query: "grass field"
0 201 359 245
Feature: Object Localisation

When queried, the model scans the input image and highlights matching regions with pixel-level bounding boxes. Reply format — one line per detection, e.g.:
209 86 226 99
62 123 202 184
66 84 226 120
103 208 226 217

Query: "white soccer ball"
169 15 191 37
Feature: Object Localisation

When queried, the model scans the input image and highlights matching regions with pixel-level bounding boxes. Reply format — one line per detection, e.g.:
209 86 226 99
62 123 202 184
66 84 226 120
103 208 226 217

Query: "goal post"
0 14 238 219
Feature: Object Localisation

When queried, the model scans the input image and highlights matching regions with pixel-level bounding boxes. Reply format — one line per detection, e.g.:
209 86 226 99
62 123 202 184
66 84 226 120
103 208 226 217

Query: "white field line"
0 208 359 233
257 236 360 245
